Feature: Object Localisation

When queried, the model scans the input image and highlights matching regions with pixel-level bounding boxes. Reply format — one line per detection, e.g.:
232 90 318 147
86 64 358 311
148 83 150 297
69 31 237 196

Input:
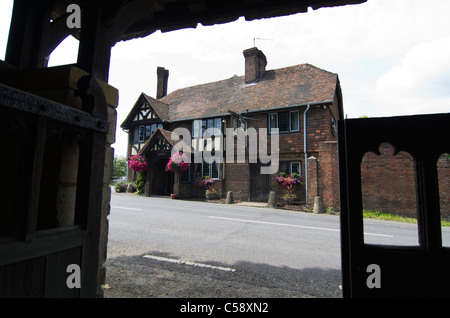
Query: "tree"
112 155 127 179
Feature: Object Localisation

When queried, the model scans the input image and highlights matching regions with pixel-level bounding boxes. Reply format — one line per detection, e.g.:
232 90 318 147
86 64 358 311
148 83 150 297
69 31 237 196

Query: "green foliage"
114 182 128 193
113 155 127 179
136 172 146 195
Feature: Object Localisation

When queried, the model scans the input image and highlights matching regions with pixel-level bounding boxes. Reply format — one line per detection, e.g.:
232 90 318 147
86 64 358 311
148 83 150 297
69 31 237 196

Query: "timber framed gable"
133 99 159 122
122 93 168 127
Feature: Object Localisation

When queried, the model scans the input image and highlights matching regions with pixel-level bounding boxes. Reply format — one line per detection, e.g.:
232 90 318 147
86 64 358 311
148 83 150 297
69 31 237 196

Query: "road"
103 190 431 298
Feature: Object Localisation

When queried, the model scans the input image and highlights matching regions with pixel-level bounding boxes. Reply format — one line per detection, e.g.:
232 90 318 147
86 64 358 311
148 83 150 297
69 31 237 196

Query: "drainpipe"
304 104 310 205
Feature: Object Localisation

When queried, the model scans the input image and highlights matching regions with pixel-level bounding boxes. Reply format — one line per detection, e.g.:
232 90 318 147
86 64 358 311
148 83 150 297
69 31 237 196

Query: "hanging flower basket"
167 152 190 172
128 154 148 173
276 172 302 199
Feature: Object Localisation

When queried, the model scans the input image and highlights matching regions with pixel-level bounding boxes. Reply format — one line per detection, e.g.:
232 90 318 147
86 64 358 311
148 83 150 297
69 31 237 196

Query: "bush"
136 172 146 195
114 182 128 193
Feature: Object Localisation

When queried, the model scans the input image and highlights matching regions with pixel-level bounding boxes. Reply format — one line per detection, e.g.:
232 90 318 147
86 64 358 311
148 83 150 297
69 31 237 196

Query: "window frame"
290 110 300 132
291 161 301 176
269 110 300 134
138 125 145 142
202 158 222 180
279 160 302 176
278 111 290 132
193 117 223 138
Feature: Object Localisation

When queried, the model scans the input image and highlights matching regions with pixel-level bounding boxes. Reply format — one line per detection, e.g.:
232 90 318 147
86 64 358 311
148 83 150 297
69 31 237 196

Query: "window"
278 112 289 132
193 120 200 138
331 116 336 136
291 162 301 175
214 118 222 132
138 125 145 142
269 110 300 133
149 123 162 137
280 161 302 176
145 125 151 139
135 124 162 143
269 113 278 133
193 118 222 138
290 111 300 132
207 119 214 131
202 159 222 179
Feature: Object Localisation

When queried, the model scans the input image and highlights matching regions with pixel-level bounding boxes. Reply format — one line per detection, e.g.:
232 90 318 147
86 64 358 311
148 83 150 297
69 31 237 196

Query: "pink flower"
167 152 190 172
128 154 148 173
276 174 302 195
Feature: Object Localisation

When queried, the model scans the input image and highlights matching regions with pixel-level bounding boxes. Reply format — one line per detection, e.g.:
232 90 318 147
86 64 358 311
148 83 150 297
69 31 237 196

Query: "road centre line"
143 254 236 272
111 206 142 211
209 216 393 238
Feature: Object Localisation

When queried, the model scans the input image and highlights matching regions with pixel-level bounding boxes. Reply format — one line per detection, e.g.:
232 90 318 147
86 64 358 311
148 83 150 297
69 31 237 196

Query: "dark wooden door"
338 113 450 297
151 159 172 195
250 163 270 202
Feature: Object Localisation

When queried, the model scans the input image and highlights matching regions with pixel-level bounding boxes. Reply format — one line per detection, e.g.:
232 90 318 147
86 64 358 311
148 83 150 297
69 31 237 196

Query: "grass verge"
363 210 450 227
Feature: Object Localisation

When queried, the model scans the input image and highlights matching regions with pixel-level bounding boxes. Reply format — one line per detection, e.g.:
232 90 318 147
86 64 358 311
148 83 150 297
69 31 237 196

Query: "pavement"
234 201 269 208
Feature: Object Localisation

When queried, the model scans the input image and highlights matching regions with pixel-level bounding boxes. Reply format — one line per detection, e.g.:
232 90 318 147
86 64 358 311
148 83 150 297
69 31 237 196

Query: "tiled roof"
141 93 170 121
161 63 338 121
140 127 194 154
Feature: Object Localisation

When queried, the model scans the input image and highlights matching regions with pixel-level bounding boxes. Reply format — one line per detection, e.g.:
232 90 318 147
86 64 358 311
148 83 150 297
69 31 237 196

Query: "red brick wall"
360 143 417 217
438 154 450 219
305 141 339 210
318 141 339 209
360 145 450 219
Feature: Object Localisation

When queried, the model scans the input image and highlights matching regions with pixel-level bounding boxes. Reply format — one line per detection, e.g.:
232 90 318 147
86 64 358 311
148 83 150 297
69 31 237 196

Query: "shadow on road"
103 251 342 298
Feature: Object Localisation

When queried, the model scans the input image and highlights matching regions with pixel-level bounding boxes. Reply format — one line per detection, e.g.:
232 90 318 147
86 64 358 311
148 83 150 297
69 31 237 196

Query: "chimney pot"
243 47 267 84
156 67 169 99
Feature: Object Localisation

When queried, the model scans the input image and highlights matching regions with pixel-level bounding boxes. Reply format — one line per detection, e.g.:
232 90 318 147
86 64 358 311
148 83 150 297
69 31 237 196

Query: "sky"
1 0 450 158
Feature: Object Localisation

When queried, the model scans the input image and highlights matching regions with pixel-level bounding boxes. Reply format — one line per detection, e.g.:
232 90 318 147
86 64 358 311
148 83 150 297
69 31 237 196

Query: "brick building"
121 47 343 208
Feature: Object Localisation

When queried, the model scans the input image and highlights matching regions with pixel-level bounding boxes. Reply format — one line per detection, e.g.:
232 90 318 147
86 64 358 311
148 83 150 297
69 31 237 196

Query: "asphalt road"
103 190 438 298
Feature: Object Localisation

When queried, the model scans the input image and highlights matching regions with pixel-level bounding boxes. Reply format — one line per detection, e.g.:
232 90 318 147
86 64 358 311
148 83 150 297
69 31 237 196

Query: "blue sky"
1 0 450 157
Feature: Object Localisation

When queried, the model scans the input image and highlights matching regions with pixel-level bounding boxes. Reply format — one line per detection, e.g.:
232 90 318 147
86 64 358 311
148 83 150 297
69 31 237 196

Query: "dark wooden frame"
0 82 108 297
338 113 450 297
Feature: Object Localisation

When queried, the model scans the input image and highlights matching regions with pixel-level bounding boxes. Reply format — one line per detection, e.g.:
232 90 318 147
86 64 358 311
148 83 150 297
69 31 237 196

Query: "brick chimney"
156 67 169 99
243 47 267 84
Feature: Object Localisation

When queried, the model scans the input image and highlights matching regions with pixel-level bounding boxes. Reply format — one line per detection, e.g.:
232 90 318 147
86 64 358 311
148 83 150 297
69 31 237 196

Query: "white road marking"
111 206 142 211
209 216 393 238
143 254 236 272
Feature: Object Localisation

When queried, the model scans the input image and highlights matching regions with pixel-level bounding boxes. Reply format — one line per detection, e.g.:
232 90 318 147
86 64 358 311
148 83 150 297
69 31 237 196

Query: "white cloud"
374 37 450 116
